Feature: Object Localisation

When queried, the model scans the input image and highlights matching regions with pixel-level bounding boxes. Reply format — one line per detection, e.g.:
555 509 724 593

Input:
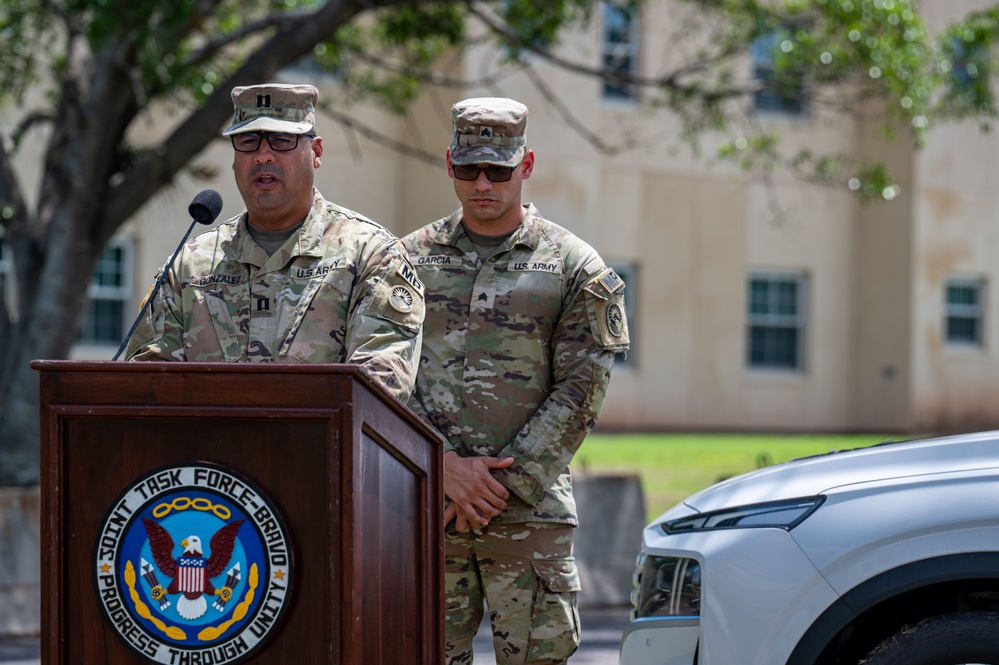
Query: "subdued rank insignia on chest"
597 268 625 295
390 285 416 313
397 262 425 295
94 463 294 664
607 303 625 337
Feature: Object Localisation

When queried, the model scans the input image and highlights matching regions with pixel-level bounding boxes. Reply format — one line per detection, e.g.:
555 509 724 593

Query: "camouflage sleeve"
344 239 426 403
491 267 630 506
124 267 188 362
406 389 457 454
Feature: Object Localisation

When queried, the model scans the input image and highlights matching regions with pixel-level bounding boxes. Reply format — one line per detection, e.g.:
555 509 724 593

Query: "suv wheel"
862 612 999 664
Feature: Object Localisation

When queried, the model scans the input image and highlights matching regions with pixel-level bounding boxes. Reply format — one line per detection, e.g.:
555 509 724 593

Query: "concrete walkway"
1 605 631 664
0 636 38 665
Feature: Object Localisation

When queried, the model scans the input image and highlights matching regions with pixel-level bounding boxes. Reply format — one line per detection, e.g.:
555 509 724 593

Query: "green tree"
0 0 995 485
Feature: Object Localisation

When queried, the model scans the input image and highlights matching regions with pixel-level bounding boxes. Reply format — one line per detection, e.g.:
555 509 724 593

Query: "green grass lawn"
571 432 909 522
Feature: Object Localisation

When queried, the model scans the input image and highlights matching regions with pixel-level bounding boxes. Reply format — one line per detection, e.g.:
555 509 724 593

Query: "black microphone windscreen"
188 189 224 225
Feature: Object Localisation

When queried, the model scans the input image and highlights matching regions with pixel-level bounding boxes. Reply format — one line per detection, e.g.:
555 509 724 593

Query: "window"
946 37 987 89
0 231 16 316
746 272 807 370
78 238 133 345
942 36 990 114
0 233 10 301
750 29 808 115
608 261 637 367
944 277 984 347
602 1 639 101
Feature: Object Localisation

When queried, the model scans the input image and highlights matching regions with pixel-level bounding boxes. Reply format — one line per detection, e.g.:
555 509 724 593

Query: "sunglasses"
231 132 316 153
452 163 519 182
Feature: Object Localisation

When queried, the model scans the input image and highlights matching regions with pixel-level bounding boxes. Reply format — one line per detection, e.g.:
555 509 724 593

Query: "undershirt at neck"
247 220 304 256
462 221 517 261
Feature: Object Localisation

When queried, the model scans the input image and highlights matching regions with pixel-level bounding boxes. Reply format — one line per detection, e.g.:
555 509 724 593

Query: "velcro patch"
510 261 561 273
389 285 416 313
411 254 461 267
397 261 425 295
596 268 625 295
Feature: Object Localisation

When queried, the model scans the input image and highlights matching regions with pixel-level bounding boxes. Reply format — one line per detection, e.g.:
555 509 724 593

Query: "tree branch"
323 103 441 166
102 0 418 232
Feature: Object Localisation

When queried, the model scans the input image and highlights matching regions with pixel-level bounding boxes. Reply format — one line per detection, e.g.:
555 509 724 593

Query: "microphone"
188 188 224 224
111 189 224 361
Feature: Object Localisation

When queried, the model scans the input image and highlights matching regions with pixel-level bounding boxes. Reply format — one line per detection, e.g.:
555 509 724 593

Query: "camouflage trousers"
444 521 580 665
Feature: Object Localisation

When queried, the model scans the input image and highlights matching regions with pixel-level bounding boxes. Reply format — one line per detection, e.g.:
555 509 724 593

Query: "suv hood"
675 430 999 517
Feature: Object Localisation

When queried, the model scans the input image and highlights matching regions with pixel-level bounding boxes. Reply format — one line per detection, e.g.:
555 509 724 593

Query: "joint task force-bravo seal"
94 463 294 664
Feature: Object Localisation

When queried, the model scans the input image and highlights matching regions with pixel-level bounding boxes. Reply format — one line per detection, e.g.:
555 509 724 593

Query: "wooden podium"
33 360 444 665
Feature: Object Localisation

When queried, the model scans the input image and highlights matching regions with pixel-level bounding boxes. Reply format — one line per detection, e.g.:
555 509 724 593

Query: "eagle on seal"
142 517 245 620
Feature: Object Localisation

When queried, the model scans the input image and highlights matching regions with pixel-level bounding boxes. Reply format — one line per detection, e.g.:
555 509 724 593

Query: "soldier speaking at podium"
125 83 424 401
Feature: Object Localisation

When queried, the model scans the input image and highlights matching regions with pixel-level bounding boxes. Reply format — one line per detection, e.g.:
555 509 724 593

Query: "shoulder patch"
596 268 625 295
389 285 417 313
606 303 626 338
397 261 424 295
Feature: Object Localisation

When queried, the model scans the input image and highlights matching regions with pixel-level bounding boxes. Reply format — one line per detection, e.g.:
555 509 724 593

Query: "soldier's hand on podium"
443 451 513 530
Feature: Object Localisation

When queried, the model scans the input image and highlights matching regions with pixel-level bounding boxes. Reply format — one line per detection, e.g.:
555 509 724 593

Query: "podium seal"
94 462 294 664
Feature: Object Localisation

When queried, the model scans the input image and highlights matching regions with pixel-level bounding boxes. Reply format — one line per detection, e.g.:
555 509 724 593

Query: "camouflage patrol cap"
449 97 527 167
222 83 318 136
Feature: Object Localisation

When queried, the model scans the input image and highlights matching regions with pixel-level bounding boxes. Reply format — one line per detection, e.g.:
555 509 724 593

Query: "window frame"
750 28 809 116
601 1 641 102
746 271 808 372
77 237 135 346
944 275 986 348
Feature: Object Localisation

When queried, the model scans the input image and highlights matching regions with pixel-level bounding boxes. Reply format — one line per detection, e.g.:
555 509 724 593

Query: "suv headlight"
662 496 824 534
631 552 701 619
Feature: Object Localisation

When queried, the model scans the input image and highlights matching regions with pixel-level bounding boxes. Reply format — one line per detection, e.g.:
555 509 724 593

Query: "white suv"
621 430 999 665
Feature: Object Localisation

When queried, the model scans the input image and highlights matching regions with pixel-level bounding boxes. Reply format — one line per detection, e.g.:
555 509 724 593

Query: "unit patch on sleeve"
94 463 294 665
390 285 416 313
607 302 625 337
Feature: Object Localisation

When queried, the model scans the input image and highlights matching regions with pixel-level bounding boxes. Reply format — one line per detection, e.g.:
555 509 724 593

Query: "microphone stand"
112 189 222 361
111 218 202 361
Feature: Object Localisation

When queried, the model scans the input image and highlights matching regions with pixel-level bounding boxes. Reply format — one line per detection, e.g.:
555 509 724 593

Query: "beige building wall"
910 119 999 431
4 0 991 434
852 116 916 433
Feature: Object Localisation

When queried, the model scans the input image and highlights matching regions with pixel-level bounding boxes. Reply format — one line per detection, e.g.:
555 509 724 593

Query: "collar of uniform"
225 188 326 263
434 208 466 246
435 203 542 250
292 188 329 258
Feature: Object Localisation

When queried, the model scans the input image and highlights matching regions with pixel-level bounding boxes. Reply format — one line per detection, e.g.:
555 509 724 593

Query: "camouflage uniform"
126 188 425 402
404 199 629 663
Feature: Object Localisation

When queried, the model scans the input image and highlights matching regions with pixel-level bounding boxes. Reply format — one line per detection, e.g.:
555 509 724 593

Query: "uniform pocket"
527 558 581 663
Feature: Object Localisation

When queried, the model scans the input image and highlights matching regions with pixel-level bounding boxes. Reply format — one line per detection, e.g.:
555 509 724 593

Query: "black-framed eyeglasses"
452 163 519 182
231 132 316 153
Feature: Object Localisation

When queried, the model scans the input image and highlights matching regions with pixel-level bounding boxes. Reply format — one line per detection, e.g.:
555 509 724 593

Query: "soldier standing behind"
404 97 629 665
126 83 425 402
